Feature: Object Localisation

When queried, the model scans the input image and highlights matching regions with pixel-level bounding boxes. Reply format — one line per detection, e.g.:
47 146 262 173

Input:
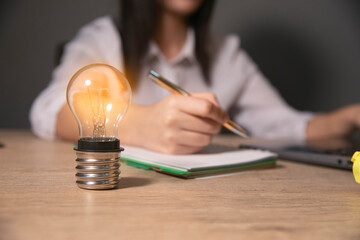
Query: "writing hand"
119 93 229 154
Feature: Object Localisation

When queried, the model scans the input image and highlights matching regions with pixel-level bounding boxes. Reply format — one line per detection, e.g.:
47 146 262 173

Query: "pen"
148 70 249 138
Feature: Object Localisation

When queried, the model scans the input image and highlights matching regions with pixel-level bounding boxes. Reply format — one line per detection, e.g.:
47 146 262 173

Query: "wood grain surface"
0 129 359 240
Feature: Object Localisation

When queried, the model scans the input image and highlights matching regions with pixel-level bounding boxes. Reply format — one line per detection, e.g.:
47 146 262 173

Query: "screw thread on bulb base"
75 151 121 190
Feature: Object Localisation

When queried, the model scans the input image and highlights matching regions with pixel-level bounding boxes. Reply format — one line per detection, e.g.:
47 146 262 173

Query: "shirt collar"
143 28 196 65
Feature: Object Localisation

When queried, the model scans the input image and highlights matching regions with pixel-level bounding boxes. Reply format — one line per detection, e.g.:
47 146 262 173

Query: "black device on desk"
239 138 359 170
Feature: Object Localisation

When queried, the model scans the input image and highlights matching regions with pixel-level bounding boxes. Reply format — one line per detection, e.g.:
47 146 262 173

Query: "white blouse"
30 16 313 141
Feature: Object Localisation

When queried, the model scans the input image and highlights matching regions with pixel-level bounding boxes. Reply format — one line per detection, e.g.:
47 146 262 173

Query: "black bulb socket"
75 137 124 152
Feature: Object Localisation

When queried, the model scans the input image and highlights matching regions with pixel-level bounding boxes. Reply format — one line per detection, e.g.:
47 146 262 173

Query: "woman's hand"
119 93 229 154
307 103 360 140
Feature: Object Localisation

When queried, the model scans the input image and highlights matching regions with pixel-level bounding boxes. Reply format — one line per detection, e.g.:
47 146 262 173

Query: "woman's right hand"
119 93 229 154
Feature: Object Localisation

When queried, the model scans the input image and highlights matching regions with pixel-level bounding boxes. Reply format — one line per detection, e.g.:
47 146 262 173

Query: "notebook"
121 144 277 178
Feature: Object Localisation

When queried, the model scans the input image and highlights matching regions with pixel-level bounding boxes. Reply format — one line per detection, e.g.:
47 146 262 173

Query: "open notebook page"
122 144 277 171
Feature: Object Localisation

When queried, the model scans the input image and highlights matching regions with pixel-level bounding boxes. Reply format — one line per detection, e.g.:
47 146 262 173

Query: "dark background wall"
1 0 360 129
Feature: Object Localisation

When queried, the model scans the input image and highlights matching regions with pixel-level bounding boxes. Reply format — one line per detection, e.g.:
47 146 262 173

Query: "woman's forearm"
56 104 78 142
55 103 146 145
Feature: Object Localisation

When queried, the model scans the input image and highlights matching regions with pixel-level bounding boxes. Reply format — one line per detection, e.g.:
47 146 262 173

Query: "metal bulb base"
75 151 121 190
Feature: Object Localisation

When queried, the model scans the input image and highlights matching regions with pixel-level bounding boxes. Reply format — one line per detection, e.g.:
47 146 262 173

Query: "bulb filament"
87 86 107 139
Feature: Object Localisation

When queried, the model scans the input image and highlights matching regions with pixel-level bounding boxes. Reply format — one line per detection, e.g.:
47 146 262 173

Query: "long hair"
119 0 216 89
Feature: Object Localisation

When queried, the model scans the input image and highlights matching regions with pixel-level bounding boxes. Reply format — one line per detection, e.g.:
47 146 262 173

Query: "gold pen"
149 70 249 138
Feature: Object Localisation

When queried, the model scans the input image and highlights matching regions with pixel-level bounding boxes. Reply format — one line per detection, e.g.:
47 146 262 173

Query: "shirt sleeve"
29 16 123 139
218 35 314 140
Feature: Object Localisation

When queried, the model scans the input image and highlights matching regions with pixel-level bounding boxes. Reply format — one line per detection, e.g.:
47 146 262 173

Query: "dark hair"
119 0 216 88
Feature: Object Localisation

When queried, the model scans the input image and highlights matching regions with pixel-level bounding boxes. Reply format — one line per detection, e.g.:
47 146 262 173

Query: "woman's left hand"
307 103 360 139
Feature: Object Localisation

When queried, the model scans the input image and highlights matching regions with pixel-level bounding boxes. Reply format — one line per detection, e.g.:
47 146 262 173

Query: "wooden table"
0 129 359 240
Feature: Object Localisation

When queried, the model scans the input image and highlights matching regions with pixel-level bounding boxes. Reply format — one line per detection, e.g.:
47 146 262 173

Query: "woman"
30 0 360 154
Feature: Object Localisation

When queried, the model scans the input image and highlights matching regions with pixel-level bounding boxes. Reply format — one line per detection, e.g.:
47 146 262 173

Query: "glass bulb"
67 64 131 143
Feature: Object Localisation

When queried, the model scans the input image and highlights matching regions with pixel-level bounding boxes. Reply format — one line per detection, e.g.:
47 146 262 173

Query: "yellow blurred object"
351 151 360 184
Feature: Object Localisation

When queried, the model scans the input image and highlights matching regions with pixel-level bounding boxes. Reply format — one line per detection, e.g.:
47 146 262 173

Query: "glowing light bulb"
67 64 131 190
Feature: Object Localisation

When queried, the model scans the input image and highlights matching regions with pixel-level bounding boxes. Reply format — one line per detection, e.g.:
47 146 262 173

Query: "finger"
164 110 222 134
163 129 213 148
190 93 230 123
168 95 229 124
157 144 203 155
191 92 220 107
181 115 222 134
177 131 213 147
